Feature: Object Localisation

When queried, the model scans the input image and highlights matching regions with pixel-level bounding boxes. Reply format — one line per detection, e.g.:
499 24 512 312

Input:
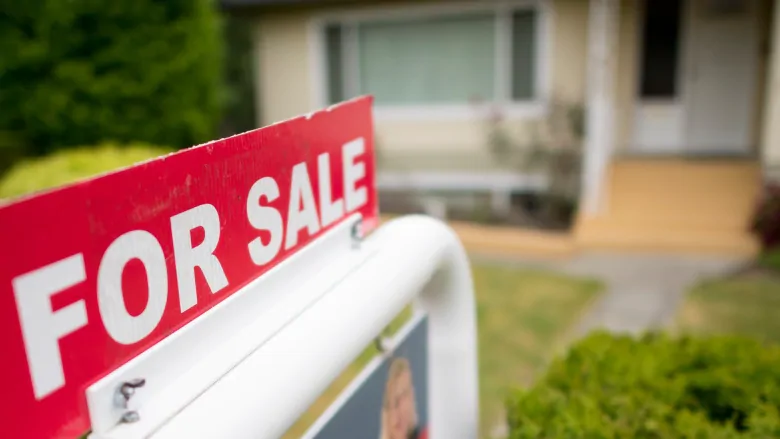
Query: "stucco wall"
251 0 590 170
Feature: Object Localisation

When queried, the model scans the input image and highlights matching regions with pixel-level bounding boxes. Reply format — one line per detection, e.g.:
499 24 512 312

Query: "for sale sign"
305 314 429 439
0 97 377 438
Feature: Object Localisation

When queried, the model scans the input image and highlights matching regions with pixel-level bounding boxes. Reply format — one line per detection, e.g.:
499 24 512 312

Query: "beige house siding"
252 0 590 170
251 0 776 173
253 12 313 127
550 0 589 104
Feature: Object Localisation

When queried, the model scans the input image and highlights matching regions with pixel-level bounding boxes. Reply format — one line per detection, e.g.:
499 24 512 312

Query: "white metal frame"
87 215 479 439
308 0 553 121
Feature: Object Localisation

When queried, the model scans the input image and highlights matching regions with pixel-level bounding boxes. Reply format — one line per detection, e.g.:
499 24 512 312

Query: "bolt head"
121 411 141 424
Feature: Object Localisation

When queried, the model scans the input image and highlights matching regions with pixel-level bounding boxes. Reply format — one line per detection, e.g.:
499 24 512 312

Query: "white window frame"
308 0 553 121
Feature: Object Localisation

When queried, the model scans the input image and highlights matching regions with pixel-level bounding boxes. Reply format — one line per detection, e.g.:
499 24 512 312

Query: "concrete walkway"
479 251 747 439
473 251 747 336
560 252 746 336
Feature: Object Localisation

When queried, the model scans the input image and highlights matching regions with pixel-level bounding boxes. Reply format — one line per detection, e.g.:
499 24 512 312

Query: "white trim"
377 171 548 192
316 0 539 24
495 7 512 104
582 0 620 217
536 0 554 104
308 0 552 121
308 18 327 111
372 101 547 122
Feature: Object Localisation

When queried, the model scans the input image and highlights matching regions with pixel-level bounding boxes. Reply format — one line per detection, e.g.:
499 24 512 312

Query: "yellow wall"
252 0 590 161
253 13 313 127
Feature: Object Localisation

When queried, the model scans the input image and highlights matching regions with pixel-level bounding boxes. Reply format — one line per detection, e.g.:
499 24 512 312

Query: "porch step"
604 159 761 230
575 219 760 256
575 159 761 256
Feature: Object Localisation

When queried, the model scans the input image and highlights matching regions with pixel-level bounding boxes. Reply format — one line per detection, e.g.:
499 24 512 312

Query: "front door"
632 0 686 154
684 0 759 155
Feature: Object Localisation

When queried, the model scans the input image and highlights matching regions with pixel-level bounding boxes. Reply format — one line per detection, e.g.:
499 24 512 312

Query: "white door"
684 0 759 155
632 0 686 154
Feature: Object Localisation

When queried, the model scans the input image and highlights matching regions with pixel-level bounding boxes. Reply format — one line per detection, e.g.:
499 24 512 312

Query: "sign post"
0 96 479 439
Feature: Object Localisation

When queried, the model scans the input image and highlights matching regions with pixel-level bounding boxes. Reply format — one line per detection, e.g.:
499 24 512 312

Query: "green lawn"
677 274 780 344
282 262 603 438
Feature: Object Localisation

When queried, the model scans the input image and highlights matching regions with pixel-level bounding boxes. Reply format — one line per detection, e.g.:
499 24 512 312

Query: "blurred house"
222 0 780 256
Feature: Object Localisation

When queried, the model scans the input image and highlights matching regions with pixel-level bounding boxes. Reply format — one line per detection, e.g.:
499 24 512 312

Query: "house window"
322 5 543 108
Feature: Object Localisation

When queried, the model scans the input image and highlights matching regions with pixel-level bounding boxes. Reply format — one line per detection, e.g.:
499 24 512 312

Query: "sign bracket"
87 215 372 438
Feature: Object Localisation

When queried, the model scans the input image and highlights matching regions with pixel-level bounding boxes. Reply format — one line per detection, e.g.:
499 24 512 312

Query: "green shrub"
506 332 780 438
759 248 780 272
0 143 171 200
0 1 223 155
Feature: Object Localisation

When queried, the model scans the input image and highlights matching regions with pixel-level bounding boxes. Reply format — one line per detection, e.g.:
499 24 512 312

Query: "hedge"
0 1 223 156
507 332 780 438
0 143 171 200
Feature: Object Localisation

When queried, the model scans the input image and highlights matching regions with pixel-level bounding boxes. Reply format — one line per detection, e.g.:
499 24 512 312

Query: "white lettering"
13 254 88 400
285 162 321 250
342 138 367 212
171 204 228 312
247 177 284 265
317 153 345 227
97 230 168 345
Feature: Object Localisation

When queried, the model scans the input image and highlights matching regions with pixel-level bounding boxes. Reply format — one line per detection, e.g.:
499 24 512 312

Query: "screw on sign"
0 97 378 438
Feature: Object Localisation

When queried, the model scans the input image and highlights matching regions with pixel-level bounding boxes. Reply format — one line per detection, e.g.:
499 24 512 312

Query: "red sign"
0 97 377 438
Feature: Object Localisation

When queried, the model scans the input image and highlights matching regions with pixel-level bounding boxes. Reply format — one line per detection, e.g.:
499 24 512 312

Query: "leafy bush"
751 183 780 250
759 248 780 272
507 332 780 438
0 143 171 200
0 1 223 155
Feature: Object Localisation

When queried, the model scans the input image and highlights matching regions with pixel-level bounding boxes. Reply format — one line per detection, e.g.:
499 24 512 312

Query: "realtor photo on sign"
306 315 429 439
380 357 427 439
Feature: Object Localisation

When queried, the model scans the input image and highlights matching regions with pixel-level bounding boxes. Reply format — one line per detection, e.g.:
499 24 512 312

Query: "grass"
759 247 780 272
282 262 603 439
677 274 780 344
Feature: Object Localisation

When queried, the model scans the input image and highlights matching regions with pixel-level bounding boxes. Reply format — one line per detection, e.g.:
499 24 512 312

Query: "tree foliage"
0 0 223 156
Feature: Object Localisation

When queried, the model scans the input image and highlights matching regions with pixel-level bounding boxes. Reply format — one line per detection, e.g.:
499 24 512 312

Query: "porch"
577 0 777 256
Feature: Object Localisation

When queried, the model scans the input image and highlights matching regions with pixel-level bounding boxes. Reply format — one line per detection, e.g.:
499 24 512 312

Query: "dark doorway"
639 0 683 98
